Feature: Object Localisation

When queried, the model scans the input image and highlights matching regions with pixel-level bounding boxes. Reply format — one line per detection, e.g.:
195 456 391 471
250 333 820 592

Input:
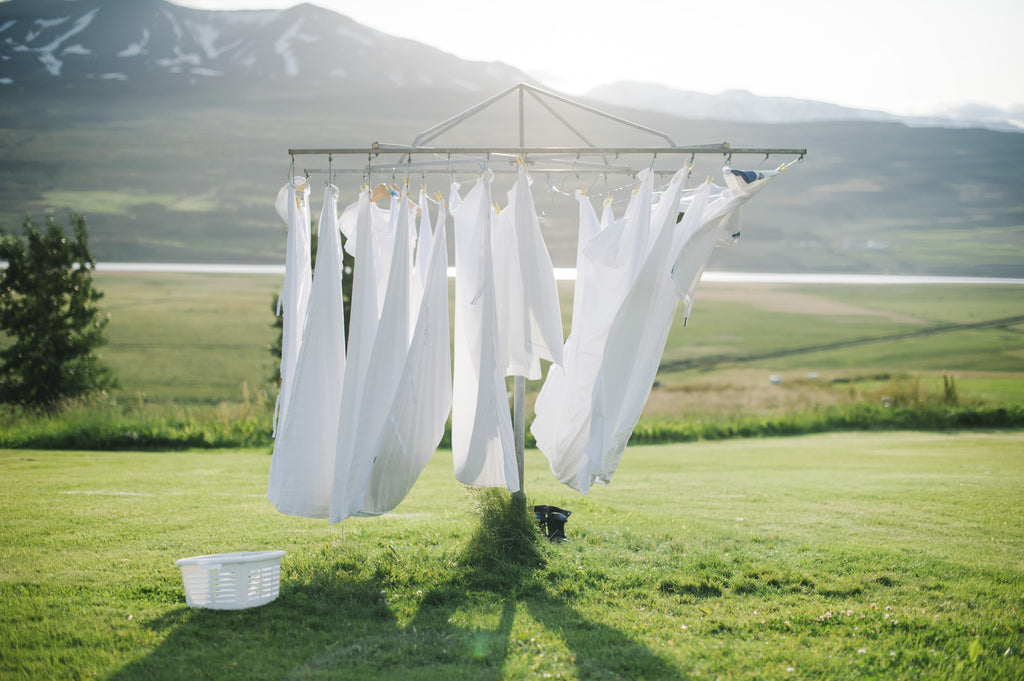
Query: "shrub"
0 213 117 411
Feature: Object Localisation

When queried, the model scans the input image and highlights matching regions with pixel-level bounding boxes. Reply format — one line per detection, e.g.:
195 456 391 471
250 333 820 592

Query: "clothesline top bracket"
288 83 807 175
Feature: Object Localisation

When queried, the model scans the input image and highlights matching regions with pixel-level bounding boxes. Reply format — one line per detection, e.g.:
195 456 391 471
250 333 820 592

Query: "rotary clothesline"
271 83 806 523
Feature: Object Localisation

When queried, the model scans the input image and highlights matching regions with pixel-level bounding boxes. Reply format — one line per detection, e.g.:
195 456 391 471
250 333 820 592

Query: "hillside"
1 0 1022 276
586 81 1024 132
0 0 527 91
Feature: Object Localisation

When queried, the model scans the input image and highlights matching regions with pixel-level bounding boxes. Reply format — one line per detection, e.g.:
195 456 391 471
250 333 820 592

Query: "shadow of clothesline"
405 559 679 680
109 522 680 680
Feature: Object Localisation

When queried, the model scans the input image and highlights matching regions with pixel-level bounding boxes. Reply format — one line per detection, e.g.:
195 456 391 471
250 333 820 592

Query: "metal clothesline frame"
285 82 807 510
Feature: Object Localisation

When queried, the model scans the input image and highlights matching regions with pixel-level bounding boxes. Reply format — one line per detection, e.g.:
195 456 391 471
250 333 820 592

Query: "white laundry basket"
174 550 285 610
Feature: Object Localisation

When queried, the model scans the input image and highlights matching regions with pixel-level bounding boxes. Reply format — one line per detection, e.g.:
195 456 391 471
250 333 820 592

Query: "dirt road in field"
658 314 1024 372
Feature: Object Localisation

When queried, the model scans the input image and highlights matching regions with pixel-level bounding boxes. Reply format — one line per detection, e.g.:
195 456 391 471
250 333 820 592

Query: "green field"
2 432 1022 680
88 273 1024 417
4 273 1022 452
95 272 283 404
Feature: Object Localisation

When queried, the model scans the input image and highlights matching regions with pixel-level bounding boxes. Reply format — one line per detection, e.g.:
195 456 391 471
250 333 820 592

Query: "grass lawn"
2 431 1022 680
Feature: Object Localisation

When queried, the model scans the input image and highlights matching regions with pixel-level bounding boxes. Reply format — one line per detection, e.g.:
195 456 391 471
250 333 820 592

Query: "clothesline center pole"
512 375 527 510
513 86 527 509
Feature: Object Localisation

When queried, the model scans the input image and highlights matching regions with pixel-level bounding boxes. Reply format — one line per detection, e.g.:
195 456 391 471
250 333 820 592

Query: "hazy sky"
174 0 1022 116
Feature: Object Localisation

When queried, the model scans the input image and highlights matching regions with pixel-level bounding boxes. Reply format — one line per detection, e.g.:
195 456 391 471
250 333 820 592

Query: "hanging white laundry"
531 172 658 490
328 189 379 520
331 186 415 523
451 172 519 492
491 200 517 372
586 167 783 488
673 167 785 324
584 177 710 491
357 199 452 516
583 169 654 273
415 189 435 295
340 187 417 308
339 198 359 256
369 194 397 312
267 184 348 518
531 189 607 486
448 181 462 213
272 176 312 437
492 164 564 380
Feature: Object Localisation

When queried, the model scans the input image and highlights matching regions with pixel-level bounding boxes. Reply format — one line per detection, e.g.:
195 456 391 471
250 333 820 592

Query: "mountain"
585 81 1024 133
0 0 528 92
0 1 1021 277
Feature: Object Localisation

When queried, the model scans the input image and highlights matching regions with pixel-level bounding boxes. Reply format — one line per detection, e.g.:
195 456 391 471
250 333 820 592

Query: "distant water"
94 262 1024 285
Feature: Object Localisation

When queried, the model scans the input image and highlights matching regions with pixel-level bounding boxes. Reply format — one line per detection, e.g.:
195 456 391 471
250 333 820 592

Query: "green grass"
86 275 1024 410
96 272 282 404
3 274 1022 449
37 190 220 217
660 284 1024 374
2 432 1023 680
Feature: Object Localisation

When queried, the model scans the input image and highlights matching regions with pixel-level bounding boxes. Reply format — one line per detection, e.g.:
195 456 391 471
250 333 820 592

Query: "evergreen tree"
0 213 117 411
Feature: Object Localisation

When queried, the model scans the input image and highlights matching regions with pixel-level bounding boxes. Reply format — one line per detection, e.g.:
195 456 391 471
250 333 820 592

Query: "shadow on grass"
110 494 680 681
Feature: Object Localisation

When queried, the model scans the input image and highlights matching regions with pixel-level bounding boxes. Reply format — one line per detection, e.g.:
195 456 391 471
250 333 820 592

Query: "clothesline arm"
287 145 808 158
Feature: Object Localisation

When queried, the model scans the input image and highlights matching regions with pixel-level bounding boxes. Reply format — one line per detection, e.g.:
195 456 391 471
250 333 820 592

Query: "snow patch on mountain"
118 29 150 58
38 51 60 76
586 81 1024 133
188 23 221 60
156 47 201 69
274 17 320 77
32 8 99 76
35 17 71 30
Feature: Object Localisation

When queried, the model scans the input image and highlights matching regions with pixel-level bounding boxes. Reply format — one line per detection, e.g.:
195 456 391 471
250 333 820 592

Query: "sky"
175 0 1023 116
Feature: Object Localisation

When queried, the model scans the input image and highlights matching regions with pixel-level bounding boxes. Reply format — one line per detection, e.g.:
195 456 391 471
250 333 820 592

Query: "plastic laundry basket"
174 550 285 610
